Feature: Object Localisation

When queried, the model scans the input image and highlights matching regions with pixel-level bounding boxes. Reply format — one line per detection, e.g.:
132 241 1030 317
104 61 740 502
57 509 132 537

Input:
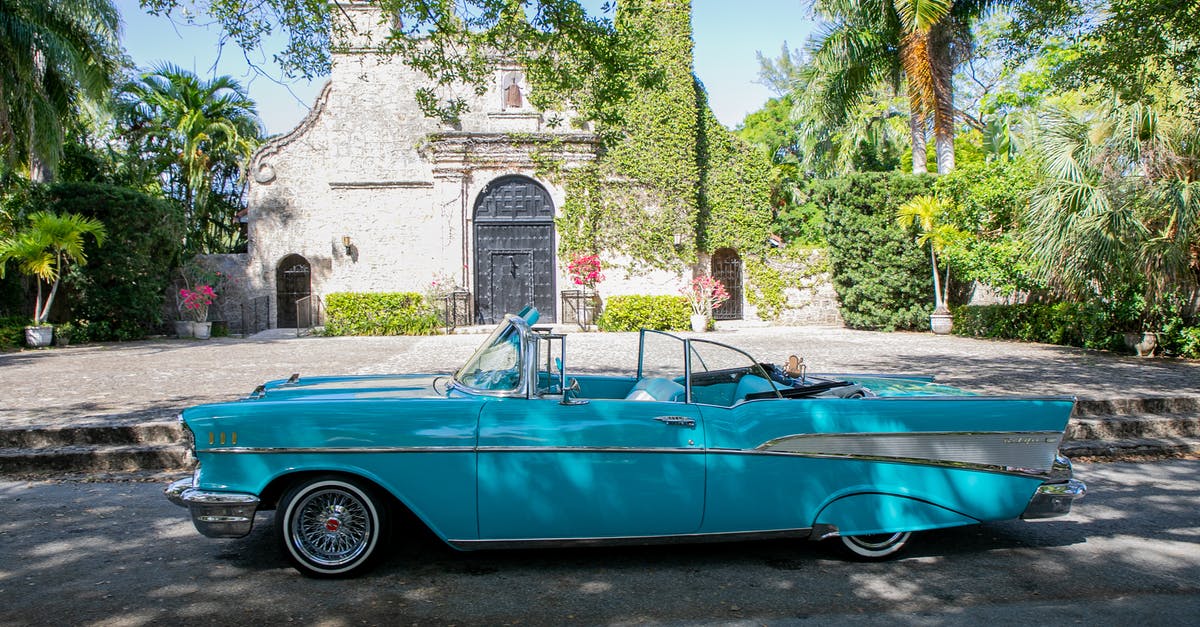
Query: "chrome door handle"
654 415 696 427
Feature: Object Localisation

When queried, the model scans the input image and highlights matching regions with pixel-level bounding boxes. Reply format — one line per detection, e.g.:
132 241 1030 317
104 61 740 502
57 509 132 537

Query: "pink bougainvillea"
567 254 605 290
681 275 730 316
179 285 217 322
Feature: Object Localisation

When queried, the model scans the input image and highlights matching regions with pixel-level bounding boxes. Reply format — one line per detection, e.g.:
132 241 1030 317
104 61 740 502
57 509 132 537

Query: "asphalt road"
1 460 1198 626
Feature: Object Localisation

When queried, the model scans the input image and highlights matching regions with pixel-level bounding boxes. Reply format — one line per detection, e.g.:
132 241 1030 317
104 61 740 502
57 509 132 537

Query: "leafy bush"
0 315 26 349
821 172 934 330
46 183 185 339
323 292 441 336
1174 327 1200 359
951 303 1124 351
596 295 690 332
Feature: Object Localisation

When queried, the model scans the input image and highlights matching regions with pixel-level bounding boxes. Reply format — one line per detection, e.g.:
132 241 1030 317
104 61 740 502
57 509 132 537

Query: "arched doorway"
276 254 311 328
473 176 556 324
711 248 743 320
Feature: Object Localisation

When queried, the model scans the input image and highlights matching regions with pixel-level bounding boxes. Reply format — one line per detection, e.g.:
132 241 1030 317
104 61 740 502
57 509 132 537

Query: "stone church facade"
209 2 841 332
233 2 698 328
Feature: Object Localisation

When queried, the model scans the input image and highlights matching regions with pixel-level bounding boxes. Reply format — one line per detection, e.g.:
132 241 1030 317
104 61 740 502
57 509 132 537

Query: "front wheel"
839 531 913 560
277 476 388 577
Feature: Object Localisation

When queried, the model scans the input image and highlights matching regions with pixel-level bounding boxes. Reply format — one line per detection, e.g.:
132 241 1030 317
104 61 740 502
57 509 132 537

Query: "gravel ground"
2 324 1199 431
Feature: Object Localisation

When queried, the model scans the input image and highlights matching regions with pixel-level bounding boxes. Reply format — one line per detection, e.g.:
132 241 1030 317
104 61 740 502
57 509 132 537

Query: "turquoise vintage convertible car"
166 307 1085 577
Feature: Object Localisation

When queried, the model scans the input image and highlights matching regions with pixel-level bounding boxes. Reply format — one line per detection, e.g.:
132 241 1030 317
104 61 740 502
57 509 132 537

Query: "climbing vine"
550 0 775 285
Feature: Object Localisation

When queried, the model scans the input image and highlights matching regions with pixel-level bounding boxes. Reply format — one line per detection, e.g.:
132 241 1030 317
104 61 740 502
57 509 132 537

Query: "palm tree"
0 211 106 324
1025 101 1200 321
806 0 989 174
0 0 121 181
897 194 958 313
117 64 264 253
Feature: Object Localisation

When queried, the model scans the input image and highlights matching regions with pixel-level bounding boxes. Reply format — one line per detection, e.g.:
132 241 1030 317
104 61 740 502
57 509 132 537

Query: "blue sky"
116 1 814 135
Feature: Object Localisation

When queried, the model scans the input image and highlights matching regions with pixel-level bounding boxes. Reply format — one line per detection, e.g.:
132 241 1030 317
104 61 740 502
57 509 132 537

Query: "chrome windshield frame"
636 329 782 404
450 314 539 398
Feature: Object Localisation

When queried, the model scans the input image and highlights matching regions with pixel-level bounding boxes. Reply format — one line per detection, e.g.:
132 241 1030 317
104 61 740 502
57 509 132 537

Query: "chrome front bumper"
165 476 260 538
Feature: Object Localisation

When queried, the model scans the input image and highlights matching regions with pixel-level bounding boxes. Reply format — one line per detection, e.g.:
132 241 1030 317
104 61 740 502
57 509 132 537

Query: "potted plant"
55 322 74 347
681 274 730 332
565 254 605 329
0 212 106 347
897 195 959 334
179 285 217 339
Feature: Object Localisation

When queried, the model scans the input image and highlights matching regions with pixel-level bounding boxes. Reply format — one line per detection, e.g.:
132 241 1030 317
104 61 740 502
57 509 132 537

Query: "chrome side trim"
447 527 814 550
756 431 1064 474
204 446 477 454
203 445 702 455
708 447 1052 478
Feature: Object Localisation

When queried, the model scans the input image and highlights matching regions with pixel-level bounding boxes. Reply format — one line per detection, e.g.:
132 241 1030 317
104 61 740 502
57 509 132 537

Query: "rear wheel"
839 531 912 560
277 476 388 577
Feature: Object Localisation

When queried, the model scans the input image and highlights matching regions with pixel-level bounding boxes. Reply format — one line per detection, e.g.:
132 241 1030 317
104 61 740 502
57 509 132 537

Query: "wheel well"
258 470 409 517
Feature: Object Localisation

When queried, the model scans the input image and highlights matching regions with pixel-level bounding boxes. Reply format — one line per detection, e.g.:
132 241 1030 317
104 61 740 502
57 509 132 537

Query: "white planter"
24 325 52 348
174 320 194 338
192 321 212 339
1124 331 1157 357
690 314 708 333
930 313 954 335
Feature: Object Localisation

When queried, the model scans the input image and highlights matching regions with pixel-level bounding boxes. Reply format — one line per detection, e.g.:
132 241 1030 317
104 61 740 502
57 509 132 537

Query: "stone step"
0 422 183 449
0 444 194 475
1061 436 1200 460
1072 397 1200 417
1067 413 1200 441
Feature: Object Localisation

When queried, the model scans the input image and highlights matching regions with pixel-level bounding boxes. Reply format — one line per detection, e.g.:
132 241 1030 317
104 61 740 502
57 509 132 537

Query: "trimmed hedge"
596 295 691 332
951 303 1124 351
820 172 935 331
323 292 441 336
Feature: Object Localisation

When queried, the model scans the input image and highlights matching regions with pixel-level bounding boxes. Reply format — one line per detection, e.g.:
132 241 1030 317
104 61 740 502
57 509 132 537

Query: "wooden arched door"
473 176 556 324
276 254 311 328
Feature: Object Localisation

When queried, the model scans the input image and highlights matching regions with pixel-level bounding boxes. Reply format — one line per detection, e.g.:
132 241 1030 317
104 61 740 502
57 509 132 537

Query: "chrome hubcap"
290 488 371 566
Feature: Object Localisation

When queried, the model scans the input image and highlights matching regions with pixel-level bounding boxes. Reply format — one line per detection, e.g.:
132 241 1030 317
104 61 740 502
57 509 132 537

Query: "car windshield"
453 308 538 393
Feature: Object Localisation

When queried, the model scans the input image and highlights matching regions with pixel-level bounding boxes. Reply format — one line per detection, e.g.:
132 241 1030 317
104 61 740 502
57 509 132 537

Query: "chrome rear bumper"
1022 478 1087 519
165 476 260 538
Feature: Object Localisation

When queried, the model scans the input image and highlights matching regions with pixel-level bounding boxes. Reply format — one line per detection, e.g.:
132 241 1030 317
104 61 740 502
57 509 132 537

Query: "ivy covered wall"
553 0 774 288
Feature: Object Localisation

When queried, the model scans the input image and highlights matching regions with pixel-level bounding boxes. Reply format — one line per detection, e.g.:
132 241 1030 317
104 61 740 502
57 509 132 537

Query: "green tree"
1025 100 1200 326
138 0 650 129
807 0 1000 174
0 0 121 181
1005 0 1200 109
116 64 263 253
896 194 958 313
0 211 106 324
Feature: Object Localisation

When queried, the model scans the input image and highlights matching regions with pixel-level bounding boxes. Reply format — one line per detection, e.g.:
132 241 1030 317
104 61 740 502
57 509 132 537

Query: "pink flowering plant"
179 285 217 322
567 254 605 291
681 275 730 317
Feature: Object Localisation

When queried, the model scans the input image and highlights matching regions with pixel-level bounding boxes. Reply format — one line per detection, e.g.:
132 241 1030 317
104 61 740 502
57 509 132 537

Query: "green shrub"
0 315 26 350
951 303 1124 351
1174 326 1200 359
821 172 935 330
47 182 185 340
323 292 441 336
596 295 691 332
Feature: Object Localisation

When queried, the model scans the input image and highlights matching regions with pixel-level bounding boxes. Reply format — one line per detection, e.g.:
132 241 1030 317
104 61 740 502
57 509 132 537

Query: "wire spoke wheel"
278 477 386 577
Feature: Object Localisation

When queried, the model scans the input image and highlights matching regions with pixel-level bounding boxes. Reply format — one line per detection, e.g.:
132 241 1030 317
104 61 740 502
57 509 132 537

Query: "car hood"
254 374 450 401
